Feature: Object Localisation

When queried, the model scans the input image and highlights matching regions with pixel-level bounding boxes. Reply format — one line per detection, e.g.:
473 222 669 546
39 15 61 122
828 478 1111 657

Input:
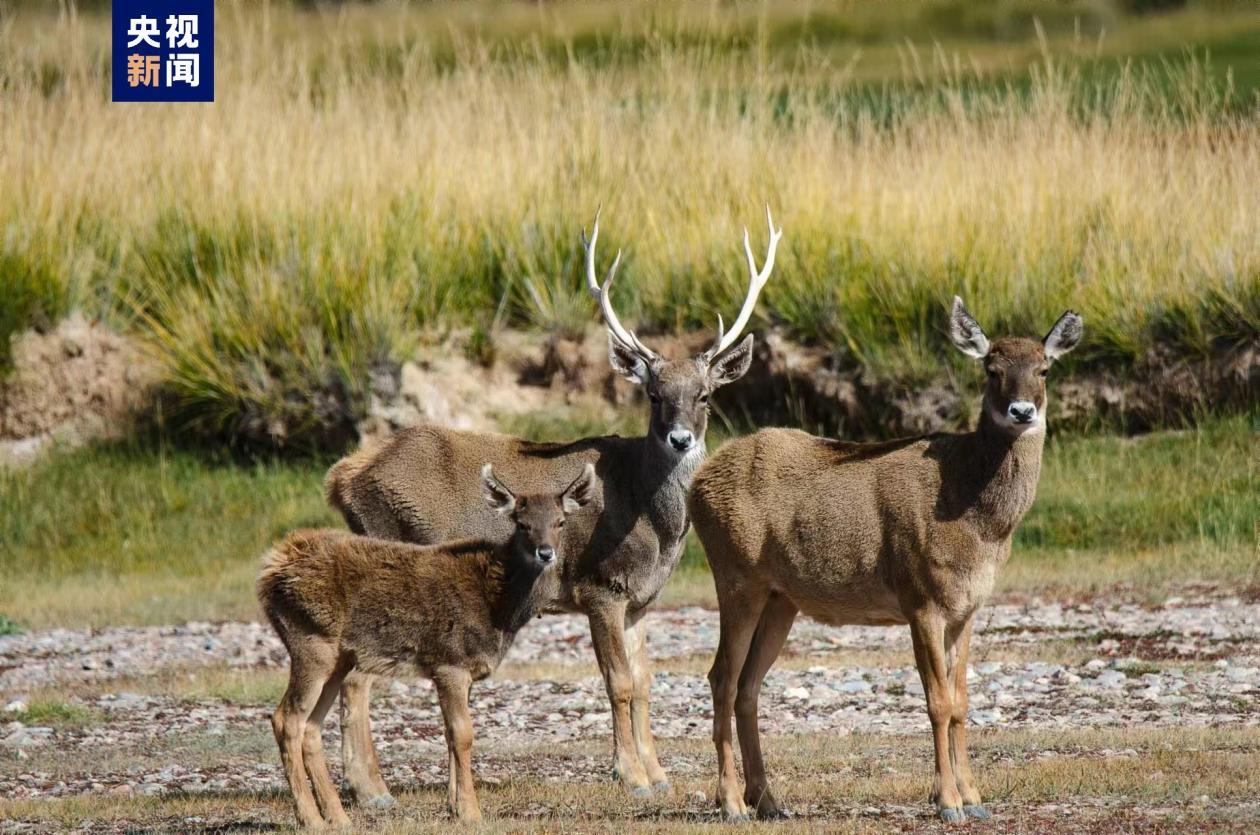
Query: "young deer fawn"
258 463 595 827
689 297 1083 823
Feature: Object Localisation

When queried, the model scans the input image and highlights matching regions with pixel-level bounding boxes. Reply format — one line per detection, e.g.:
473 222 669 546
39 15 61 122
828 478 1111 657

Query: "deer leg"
303 657 353 827
910 608 965 823
434 668 480 821
339 672 394 807
273 646 337 829
625 618 669 792
708 583 770 822
587 599 651 796
947 618 987 819
735 592 798 820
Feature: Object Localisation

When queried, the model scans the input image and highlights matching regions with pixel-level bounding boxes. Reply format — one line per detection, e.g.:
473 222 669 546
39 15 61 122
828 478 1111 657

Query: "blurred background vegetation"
1 0 1256 442
0 1 1255 627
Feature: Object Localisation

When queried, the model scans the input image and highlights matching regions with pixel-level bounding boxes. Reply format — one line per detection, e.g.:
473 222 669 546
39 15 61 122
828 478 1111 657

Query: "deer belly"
790 577 906 627
769 524 904 626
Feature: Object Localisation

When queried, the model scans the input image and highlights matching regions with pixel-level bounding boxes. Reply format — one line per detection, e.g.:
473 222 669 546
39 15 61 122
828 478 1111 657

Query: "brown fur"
322 216 772 801
260 467 592 826
688 299 1082 822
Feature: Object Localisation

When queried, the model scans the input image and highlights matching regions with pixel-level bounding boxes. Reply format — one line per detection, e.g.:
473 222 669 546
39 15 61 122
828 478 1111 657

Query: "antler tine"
581 210 656 360
711 205 782 357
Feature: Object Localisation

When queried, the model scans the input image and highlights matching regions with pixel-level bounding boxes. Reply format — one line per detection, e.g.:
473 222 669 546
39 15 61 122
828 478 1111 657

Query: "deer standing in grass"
259 464 595 827
689 298 1083 822
324 209 782 803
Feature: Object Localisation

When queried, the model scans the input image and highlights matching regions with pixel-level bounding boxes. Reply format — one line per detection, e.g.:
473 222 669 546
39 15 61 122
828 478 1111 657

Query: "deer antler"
582 209 657 361
707 205 782 359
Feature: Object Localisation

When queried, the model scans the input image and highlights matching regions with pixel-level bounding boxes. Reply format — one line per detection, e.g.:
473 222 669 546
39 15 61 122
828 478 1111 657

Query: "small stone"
783 687 810 700
1095 670 1127 689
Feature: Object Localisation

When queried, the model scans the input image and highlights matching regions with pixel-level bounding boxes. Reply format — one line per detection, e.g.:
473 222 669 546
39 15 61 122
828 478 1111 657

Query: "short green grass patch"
0 440 338 628
1 416 1254 629
7 699 97 729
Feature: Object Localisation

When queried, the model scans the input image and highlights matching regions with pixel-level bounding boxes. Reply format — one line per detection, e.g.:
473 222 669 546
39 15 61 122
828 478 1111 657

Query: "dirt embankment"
538 328 1260 439
2 317 1254 463
0 314 160 466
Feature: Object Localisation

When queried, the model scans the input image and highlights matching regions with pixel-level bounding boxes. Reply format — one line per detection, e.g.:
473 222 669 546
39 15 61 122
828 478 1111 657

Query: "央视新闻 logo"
112 0 214 102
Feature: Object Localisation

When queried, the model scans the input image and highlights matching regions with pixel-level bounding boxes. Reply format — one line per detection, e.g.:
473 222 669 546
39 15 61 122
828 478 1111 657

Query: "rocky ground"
2 591 1257 808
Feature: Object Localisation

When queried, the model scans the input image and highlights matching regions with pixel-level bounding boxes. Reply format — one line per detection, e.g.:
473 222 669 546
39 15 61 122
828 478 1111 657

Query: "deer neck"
481 550 548 634
956 410 1045 542
635 436 705 544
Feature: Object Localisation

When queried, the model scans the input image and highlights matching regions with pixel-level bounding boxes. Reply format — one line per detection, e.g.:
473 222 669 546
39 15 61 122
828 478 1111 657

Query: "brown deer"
258 464 595 827
324 209 782 804
688 297 1083 822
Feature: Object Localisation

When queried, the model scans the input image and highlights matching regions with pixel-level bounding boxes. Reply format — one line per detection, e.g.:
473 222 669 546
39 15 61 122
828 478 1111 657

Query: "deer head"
949 297 1083 435
481 463 596 568
582 209 782 457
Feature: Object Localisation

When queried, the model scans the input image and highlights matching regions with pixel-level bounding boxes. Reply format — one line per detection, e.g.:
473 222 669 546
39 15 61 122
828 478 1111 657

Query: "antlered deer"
324 209 782 802
689 297 1082 822
259 464 595 827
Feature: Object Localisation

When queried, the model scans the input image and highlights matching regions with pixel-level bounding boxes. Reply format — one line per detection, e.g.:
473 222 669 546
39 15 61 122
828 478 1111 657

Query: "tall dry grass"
1 2 1256 444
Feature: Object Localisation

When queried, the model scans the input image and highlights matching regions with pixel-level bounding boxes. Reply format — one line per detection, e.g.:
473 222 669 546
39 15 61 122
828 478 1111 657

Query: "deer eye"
556 519 565 528
1039 368 1050 378
648 392 661 404
698 392 709 404
986 368 998 379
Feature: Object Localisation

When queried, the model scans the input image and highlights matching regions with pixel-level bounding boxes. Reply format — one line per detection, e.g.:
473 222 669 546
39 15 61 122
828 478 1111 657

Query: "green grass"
0 614 21 636
5 699 97 729
1 415 1254 629
0 441 338 628
0 1 1256 445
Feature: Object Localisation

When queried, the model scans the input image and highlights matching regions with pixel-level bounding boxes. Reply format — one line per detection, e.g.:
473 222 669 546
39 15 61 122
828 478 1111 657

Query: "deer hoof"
723 811 752 823
757 807 790 821
652 780 671 794
964 804 992 820
363 794 396 810
631 785 653 799
938 807 966 823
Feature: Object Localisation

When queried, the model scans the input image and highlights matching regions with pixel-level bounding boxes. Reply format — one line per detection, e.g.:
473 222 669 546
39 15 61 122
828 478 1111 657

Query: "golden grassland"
1 1 1257 442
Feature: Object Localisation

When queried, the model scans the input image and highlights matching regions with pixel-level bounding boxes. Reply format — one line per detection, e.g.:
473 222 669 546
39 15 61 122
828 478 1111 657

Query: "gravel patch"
2 594 1257 800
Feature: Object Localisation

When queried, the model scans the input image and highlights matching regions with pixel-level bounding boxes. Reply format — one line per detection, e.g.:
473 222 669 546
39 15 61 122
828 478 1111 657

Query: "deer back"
326 424 688 612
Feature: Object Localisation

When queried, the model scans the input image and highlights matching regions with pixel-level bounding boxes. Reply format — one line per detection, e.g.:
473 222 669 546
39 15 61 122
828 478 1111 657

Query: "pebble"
1095 670 1128 689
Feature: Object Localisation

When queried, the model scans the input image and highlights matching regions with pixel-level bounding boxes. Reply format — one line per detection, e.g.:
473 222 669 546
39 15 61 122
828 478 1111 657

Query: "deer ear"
480 464 516 515
948 296 990 359
561 463 596 513
1043 310 1083 360
708 334 754 388
607 333 652 385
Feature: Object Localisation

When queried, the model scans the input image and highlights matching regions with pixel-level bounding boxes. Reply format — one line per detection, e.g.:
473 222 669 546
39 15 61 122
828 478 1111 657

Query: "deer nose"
667 429 694 452
1007 401 1037 424
535 546 555 563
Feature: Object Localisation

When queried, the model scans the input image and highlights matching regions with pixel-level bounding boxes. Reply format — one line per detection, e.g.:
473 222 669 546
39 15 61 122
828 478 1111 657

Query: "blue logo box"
112 0 214 102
